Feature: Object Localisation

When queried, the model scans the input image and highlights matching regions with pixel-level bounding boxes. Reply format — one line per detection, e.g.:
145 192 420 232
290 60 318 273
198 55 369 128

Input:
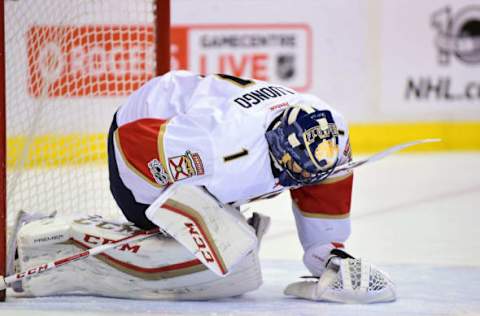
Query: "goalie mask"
265 105 340 187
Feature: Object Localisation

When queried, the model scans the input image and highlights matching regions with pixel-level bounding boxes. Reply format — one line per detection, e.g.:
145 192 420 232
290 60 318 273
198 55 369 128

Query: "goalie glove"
284 249 396 304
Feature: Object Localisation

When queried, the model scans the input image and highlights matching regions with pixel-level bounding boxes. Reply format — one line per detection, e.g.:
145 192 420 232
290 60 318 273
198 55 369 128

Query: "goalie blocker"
10 194 266 300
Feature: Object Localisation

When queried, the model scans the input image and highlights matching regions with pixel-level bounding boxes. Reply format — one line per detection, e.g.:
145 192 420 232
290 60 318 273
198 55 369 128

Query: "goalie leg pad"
146 185 258 276
7 210 62 293
15 214 262 300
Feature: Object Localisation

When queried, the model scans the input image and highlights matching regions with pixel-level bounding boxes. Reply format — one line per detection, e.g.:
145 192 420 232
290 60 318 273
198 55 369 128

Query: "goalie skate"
247 212 271 247
284 250 396 304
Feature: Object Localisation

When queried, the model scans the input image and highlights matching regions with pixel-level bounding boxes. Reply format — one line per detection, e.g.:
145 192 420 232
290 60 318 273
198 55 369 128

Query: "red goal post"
0 0 7 302
0 0 170 301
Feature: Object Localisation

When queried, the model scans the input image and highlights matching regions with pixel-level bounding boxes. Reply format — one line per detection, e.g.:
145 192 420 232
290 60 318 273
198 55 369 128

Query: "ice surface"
1 153 480 315
2 262 480 316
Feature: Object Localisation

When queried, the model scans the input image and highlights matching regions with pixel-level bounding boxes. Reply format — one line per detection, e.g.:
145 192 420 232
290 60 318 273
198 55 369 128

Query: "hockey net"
1 0 170 299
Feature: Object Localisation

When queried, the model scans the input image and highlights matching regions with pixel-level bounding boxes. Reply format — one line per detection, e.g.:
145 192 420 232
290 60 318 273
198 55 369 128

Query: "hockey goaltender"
6 71 398 303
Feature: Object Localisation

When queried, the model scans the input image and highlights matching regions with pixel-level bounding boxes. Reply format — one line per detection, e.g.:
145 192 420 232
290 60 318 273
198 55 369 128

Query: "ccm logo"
184 222 215 263
83 234 140 253
16 264 48 279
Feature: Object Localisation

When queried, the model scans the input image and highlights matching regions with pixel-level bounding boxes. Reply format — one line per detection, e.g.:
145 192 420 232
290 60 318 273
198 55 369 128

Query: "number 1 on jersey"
216 74 255 88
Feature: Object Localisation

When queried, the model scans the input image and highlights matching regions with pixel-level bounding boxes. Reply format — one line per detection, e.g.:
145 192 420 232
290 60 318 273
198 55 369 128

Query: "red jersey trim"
291 173 353 217
115 118 172 187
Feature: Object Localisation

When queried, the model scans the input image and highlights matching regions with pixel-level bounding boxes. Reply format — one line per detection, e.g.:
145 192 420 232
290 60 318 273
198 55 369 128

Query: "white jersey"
114 70 350 206
112 71 354 267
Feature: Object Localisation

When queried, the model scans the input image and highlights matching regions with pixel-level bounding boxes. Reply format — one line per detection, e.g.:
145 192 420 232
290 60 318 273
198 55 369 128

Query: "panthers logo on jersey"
168 150 205 181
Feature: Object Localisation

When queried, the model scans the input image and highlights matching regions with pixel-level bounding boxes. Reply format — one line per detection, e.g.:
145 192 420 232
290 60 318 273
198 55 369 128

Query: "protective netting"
368 267 388 292
329 274 343 291
328 258 389 293
348 258 362 290
4 0 159 224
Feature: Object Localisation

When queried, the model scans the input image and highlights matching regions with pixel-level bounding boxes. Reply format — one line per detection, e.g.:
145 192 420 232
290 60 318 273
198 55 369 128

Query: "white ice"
1 153 479 316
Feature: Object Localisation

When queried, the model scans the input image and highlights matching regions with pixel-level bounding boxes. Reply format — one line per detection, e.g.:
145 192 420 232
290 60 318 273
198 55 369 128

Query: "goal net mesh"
5 0 161 225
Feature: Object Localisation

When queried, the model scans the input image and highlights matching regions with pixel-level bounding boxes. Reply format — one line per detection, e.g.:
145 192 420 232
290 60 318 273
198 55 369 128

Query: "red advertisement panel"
27 25 155 97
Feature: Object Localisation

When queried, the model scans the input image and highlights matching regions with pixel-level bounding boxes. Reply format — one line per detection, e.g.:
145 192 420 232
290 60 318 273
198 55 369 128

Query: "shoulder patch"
168 150 205 182
148 159 170 186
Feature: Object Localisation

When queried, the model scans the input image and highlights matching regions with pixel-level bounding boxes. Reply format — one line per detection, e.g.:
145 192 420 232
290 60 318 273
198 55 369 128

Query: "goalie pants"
108 113 157 229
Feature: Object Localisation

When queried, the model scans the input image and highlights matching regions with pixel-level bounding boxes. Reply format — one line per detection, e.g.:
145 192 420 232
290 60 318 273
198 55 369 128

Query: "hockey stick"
0 227 162 291
331 138 441 176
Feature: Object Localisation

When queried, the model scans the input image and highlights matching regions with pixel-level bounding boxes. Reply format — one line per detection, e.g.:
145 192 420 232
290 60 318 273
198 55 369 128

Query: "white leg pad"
146 185 258 276
14 214 262 300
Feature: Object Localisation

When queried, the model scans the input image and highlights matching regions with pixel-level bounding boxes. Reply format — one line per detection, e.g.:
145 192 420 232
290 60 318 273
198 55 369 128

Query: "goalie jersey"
111 70 353 252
